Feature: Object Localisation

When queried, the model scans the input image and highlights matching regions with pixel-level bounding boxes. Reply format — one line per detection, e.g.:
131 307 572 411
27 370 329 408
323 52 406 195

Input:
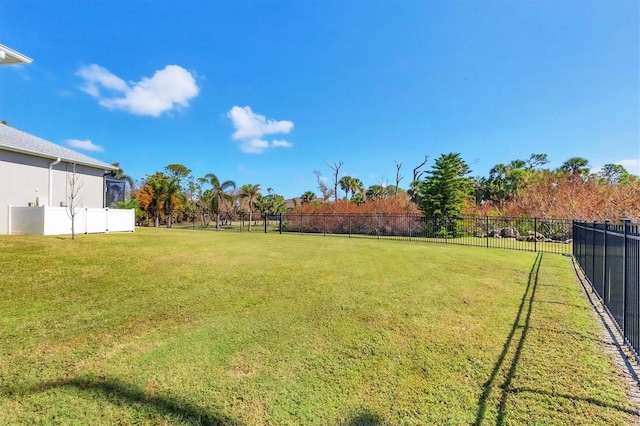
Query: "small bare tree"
313 170 333 201
66 163 84 240
325 161 344 202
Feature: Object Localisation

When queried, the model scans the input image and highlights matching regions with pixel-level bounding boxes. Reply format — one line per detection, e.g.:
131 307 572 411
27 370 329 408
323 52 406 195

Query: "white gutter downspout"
48 157 61 207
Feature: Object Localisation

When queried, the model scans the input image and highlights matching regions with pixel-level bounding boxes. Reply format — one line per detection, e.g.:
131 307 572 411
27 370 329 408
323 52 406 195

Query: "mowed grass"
0 228 637 425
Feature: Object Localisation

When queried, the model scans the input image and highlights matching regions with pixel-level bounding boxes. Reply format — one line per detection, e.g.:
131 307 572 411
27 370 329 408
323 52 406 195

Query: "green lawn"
0 228 636 425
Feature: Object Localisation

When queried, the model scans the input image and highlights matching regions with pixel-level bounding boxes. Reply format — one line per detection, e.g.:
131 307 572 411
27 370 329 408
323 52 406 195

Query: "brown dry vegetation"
293 194 420 215
470 172 640 221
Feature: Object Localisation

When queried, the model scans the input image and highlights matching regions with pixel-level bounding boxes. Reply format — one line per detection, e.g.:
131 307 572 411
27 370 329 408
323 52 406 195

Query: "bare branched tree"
413 155 430 182
394 160 404 195
375 176 389 187
66 163 85 240
325 161 344 202
313 170 333 201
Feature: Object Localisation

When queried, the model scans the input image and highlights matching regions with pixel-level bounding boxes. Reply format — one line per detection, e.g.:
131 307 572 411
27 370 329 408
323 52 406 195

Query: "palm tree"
111 162 135 198
560 157 590 180
163 177 182 228
348 178 364 201
113 198 138 209
488 163 509 208
301 191 317 204
351 192 365 205
239 183 261 231
145 174 167 227
338 176 365 201
199 173 236 230
366 184 387 201
339 176 353 200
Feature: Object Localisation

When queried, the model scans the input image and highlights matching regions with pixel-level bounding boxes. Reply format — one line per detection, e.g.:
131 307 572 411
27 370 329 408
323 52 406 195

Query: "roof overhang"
0 144 118 172
0 44 33 65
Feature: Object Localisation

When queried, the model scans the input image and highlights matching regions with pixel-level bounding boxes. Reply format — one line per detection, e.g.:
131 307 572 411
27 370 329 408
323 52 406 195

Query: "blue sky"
1 0 638 199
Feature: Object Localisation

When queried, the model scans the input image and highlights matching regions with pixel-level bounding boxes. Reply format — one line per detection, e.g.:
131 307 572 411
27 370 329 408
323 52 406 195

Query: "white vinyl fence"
7 206 135 235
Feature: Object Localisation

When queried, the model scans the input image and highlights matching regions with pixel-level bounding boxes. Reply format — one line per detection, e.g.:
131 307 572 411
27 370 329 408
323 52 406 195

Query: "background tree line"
110 152 640 228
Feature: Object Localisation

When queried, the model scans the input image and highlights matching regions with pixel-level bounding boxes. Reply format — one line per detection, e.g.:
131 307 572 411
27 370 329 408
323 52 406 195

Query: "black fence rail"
137 210 263 231
277 213 573 254
573 220 640 360
137 210 572 254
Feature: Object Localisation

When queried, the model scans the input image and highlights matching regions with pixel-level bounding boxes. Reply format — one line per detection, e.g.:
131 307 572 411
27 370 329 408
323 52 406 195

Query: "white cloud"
617 158 640 176
77 64 199 117
271 139 293 148
241 138 270 154
66 139 104 152
227 106 294 153
77 64 128 96
237 138 294 154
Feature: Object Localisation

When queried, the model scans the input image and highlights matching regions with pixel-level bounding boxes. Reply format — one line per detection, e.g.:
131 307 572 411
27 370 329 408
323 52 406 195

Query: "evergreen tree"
414 153 472 235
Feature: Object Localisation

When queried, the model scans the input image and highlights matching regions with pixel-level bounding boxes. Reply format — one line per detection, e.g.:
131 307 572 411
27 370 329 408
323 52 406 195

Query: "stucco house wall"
0 124 116 235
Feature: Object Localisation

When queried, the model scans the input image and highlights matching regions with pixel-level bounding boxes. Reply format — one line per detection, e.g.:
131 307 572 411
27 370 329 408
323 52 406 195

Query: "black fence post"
571 219 582 260
486 216 489 248
324 212 326 237
279 213 283 234
579 220 585 266
264 214 267 234
591 221 597 283
534 217 537 253
623 219 630 334
445 217 449 243
603 220 609 305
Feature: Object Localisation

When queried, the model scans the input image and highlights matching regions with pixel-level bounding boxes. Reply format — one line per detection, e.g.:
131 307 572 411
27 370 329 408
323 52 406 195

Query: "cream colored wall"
0 150 107 234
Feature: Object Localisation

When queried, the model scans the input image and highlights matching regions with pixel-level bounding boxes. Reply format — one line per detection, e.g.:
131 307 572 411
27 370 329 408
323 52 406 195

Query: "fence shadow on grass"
343 408 382 425
525 325 616 347
474 252 542 425
510 387 640 417
35 376 243 425
475 254 640 425
533 299 592 310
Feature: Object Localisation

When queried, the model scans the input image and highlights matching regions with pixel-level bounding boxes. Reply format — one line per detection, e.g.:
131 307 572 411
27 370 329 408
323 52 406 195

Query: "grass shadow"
343 408 382 425
475 252 542 425
526 325 615 346
510 387 640 416
533 299 591 310
33 376 243 425
476 253 640 425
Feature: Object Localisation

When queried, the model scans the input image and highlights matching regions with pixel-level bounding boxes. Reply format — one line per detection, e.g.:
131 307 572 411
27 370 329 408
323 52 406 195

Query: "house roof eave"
1 144 118 171
0 43 33 65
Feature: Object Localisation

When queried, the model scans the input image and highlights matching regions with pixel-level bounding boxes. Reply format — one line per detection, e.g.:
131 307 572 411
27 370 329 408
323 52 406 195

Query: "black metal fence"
277 213 573 254
137 210 262 231
142 210 573 254
573 220 640 359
